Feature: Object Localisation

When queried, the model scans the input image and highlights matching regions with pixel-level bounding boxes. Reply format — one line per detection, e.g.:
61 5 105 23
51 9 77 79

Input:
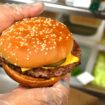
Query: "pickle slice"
44 58 66 67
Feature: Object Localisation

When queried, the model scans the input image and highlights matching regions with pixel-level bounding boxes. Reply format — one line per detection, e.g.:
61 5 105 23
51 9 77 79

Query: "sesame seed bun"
0 17 73 68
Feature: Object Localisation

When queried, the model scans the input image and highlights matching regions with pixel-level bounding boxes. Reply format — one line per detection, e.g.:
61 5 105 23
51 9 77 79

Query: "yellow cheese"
21 68 30 72
21 53 79 72
61 53 79 66
42 66 55 69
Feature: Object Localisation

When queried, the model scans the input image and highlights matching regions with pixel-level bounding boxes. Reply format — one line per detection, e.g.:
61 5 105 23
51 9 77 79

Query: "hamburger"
0 17 80 88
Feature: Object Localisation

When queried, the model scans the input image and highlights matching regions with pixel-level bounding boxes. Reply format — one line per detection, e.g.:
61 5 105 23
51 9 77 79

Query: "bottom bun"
2 63 64 88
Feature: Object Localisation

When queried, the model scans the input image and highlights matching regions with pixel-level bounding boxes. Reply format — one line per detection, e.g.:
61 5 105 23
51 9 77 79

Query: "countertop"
70 88 104 105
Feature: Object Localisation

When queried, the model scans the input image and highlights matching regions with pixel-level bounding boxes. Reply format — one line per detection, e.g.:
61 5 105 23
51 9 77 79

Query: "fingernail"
31 2 44 14
32 2 44 9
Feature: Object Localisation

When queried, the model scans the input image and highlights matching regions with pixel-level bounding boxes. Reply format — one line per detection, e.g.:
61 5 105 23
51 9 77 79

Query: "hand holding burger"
0 3 75 105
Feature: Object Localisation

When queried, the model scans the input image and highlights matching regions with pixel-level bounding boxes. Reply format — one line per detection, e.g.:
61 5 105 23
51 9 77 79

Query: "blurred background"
0 0 105 105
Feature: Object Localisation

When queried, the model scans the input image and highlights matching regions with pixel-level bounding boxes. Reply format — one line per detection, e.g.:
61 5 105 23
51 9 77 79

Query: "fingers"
49 74 70 105
7 3 44 21
40 74 70 105
0 3 44 32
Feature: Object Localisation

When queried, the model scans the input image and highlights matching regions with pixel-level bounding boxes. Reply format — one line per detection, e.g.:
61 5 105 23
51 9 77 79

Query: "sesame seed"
32 41 35 44
3 48 7 51
27 49 30 51
16 46 19 49
58 37 63 41
66 36 69 39
53 26 56 29
34 50 37 53
51 34 56 37
56 23 59 26
51 78 54 81
7 43 12 48
11 52 16 56
45 52 48 55
0 42 3 46
14 63 18 66
26 57 30 60
49 47 53 50
52 46 56 49
48 41 51 44
45 48 48 51
7 56 10 59
29 51 32 54
53 41 57 45
33 45 37 48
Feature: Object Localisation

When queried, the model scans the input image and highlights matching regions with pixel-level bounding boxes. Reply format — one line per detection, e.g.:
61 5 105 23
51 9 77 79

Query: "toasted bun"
3 63 64 88
0 17 73 68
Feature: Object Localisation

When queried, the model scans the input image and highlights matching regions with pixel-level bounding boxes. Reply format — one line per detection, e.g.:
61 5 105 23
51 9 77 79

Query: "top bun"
0 17 73 68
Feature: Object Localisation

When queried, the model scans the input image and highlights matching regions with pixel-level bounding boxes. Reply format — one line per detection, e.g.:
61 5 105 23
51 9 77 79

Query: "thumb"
0 3 44 32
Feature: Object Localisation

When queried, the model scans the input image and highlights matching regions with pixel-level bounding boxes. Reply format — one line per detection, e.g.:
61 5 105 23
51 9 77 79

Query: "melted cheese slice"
21 53 79 72
21 68 30 72
61 53 79 66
